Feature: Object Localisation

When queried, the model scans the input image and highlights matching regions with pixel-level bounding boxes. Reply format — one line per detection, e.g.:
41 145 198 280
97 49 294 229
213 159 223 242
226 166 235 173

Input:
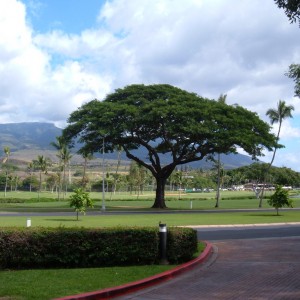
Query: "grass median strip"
1 210 300 228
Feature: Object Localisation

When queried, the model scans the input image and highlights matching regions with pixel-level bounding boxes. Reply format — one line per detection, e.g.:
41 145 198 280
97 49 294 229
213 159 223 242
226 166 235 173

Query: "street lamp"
102 137 106 212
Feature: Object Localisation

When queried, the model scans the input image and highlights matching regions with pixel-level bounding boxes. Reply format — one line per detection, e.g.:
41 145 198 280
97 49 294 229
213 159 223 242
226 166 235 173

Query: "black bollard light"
159 222 168 265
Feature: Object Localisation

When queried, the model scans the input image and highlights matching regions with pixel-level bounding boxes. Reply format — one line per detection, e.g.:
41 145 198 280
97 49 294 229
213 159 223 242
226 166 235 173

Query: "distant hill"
0 122 61 152
0 122 256 168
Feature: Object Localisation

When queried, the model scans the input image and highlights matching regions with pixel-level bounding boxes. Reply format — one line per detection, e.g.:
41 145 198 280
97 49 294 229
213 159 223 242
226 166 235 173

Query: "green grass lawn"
1 210 300 228
0 240 205 300
0 265 176 300
0 189 289 202
1 190 300 213
0 190 299 300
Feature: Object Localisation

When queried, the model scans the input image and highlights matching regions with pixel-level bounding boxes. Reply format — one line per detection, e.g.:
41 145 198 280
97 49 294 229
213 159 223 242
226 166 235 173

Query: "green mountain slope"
0 122 255 168
0 122 61 152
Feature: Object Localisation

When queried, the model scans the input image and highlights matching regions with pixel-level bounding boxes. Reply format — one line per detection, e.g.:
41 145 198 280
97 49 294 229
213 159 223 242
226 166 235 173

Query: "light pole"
102 137 106 212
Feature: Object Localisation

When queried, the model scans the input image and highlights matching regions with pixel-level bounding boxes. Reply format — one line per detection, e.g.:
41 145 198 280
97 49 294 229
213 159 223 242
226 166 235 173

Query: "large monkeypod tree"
63 84 277 209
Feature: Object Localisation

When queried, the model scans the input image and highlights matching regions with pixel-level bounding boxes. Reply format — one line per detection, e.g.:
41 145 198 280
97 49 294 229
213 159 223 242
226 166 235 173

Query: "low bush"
167 227 198 263
0 198 26 203
0 197 55 203
0 226 197 269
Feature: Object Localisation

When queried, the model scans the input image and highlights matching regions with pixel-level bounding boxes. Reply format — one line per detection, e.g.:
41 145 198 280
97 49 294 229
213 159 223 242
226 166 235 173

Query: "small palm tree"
33 155 51 199
259 100 294 207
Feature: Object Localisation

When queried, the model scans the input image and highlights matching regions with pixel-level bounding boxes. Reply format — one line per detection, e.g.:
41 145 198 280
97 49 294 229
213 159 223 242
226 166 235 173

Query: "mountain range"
0 122 256 169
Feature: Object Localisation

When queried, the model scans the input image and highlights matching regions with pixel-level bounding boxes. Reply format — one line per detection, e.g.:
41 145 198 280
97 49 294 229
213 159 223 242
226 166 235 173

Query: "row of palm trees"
1 135 74 199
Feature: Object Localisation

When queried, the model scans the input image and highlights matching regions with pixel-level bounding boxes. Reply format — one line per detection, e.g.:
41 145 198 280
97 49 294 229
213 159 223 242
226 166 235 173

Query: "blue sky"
24 0 105 33
1 0 300 170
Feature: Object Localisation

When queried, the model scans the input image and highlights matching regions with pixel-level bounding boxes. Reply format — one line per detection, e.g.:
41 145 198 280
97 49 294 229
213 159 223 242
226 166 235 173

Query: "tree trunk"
259 123 281 208
4 172 8 198
152 177 167 208
63 166 66 200
38 171 42 200
215 153 221 208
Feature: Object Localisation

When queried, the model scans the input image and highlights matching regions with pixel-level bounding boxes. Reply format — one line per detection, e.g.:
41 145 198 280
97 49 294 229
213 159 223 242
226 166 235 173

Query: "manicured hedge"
0 226 197 269
0 198 56 203
167 227 198 263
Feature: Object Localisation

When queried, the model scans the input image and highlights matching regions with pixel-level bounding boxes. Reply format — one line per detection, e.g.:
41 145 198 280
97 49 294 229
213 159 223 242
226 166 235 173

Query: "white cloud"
1 0 300 169
270 120 300 140
0 0 112 125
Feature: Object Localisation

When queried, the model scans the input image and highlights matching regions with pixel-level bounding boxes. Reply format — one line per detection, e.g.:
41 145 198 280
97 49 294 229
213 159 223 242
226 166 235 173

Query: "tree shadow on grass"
44 218 81 222
244 213 283 217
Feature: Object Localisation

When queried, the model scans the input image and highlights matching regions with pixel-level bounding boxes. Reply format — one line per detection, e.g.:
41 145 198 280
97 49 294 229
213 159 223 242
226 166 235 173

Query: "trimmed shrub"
0 226 197 269
0 197 56 203
167 227 198 263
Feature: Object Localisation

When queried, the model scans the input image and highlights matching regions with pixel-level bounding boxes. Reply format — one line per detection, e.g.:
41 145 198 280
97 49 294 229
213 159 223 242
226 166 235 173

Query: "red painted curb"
54 241 213 300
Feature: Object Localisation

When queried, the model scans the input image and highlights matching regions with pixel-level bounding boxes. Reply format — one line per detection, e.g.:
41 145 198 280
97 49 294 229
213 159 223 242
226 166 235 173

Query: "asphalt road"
1 207 299 217
195 224 300 241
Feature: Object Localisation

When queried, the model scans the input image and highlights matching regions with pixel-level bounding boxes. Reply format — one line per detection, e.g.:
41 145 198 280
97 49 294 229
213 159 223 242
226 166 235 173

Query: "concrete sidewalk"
114 237 300 300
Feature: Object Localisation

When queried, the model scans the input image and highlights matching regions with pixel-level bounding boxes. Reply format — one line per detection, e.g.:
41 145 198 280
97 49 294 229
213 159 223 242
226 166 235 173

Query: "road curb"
54 241 213 300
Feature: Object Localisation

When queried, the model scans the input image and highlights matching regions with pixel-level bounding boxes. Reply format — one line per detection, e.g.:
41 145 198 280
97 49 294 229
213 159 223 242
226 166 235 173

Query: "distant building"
243 183 275 191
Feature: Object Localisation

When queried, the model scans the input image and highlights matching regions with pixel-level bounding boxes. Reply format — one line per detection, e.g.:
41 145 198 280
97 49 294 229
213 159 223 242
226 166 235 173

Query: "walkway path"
114 237 300 299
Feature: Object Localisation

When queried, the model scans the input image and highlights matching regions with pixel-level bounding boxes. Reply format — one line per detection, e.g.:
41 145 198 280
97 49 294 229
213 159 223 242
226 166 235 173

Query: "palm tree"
110 146 123 200
2 146 10 198
173 170 183 200
266 100 294 166
215 94 227 207
27 162 34 192
214 155 224 208
80 149 94 190
259 100 294 207
218 93 227 104
61 147 72 197
33 155 51 199
51 136 72 199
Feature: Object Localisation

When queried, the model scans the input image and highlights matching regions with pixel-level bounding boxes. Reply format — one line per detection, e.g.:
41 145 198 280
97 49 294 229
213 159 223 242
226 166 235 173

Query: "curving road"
113 224 300 299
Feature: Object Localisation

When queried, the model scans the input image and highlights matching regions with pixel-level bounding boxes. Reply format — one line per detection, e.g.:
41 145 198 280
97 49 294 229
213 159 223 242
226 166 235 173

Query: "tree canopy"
63 84 277 208
286 63 300 97
274 0 300 25
274 2 300 101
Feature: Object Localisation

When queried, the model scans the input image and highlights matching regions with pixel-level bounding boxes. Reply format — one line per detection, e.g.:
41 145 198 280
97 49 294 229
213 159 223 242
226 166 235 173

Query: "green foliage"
167 227 198 263
63 84 277 208
268 185 293 215
286 63 300 97
0 227 197 269
274 0 300 25
227 163 300 187
0 197 59 203
69 188 93 220
1 163 18 172
22 175 39 191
